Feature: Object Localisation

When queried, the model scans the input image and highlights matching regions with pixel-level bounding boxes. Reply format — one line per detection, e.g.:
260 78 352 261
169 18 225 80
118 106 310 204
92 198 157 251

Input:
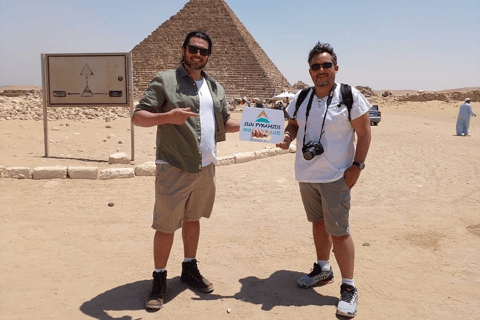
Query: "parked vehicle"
369 105 381 126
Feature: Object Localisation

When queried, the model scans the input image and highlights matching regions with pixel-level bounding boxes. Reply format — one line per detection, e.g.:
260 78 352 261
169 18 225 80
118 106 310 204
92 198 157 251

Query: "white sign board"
239 107 285 143
44 53 129 106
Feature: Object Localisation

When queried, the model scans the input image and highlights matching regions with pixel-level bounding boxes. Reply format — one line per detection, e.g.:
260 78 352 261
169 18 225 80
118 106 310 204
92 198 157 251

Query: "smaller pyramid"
132 0 291 100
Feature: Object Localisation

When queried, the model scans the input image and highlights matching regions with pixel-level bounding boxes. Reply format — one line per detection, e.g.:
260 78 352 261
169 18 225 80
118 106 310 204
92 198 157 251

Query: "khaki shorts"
299 178 351 237
152 163 216 233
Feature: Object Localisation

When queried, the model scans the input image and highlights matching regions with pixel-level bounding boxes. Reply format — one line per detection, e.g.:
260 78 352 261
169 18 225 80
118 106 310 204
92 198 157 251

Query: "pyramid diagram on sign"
131 0 291 100
80 64 94 97
81 83 94 97
80 64 94 76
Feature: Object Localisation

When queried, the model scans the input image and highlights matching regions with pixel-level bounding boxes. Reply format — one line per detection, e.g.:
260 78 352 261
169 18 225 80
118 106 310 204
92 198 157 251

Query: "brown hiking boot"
180 259 214 293
145 270 167 311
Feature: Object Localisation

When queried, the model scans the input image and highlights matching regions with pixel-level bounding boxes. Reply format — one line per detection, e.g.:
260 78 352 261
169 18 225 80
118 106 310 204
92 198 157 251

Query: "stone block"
275 147 289 155
254 150 269 159
217 155 235 166
135 162 156 176
98 168 135 180
234 151 256 164
68 167 99 180
109 152 130 164
32 166 67 180
255 148 278 159
4 167 33 179
265 148 277 157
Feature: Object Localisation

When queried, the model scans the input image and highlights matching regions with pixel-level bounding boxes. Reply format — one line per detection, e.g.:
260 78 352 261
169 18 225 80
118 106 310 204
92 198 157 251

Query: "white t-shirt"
156 78 217 167
195 78 217 167
286 84 370 183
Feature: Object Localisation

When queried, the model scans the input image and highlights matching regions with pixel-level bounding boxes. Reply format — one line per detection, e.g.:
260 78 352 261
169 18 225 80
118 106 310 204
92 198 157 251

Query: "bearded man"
133 30 243 311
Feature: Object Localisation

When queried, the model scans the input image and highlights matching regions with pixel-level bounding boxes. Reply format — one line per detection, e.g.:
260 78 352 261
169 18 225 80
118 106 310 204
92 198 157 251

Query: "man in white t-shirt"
277 42 371 318
133 31 265 312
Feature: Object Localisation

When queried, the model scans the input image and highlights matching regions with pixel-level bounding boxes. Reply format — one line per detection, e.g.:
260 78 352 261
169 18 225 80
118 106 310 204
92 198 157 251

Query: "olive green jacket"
134 65 231 173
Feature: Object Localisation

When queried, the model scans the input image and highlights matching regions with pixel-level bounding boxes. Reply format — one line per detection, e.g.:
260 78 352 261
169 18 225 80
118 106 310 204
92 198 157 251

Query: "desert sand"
1 99 479 319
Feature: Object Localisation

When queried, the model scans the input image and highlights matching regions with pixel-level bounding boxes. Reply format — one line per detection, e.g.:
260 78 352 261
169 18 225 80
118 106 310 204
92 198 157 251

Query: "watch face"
354 162 365 170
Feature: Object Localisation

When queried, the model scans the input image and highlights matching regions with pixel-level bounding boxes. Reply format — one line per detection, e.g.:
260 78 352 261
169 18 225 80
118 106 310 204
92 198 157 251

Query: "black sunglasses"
187 44 210 57
310 62 334 71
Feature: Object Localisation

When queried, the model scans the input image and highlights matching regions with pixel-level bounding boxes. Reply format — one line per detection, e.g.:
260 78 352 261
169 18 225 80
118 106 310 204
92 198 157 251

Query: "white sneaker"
297 263 334 288
336 284 358 318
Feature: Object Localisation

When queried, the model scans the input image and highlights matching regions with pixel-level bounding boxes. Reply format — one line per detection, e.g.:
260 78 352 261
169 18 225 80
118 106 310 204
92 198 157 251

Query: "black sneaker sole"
313 277 334 287
298 274 334 289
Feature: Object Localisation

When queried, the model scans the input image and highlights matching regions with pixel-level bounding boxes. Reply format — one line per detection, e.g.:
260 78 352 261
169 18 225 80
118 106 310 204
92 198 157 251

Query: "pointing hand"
169 108 199 125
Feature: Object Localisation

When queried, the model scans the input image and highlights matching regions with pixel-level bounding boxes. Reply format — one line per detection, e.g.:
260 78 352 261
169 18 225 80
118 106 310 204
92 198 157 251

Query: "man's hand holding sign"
239 107 285 143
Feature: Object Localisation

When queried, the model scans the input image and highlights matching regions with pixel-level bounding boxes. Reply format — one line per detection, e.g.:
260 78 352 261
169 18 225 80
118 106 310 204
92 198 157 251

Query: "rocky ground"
1 87 478 122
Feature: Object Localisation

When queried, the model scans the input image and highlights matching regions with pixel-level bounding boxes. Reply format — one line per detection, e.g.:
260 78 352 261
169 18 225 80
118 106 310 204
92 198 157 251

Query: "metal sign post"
41 54 50 157
127 52 135 161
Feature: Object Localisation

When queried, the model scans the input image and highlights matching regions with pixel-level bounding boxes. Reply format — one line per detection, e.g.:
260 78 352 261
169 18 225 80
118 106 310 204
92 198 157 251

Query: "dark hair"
182 30 212 55
308 42 337 65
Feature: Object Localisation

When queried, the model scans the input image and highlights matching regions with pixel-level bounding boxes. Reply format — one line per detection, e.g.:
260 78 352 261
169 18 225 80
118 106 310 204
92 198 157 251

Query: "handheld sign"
239 107 285 143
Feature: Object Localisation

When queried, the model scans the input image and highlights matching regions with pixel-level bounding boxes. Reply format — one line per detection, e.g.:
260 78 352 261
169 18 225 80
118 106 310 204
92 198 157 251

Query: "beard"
314 76 331 87
183 54 208 70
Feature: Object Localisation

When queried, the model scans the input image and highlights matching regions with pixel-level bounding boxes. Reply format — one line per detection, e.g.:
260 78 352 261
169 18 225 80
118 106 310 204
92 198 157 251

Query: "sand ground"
1 101 479 319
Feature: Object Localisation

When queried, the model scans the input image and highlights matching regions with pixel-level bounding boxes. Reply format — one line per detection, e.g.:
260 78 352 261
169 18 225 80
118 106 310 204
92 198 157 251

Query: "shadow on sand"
40 156 109 163
80 270 338 319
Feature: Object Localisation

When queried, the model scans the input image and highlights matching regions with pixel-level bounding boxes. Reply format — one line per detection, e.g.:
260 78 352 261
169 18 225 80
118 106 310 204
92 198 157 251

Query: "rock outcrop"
355 86 376 97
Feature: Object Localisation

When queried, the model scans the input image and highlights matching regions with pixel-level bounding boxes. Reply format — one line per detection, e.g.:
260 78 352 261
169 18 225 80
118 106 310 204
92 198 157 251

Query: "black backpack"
292 83 354 121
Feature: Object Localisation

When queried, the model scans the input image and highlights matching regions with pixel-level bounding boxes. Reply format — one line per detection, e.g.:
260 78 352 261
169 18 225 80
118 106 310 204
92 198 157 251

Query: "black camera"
302 142 324 160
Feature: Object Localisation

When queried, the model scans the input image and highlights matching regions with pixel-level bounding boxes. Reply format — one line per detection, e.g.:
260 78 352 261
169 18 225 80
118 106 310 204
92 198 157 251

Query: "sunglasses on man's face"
310 62 334 71
187 44 210 57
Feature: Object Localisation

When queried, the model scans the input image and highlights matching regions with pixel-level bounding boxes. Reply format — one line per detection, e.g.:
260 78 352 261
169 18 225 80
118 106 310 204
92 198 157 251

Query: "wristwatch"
284 131 294 141
352 161 365 170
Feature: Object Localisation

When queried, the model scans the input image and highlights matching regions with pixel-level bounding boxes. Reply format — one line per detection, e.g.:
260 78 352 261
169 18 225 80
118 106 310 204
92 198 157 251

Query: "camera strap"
302 83 337 147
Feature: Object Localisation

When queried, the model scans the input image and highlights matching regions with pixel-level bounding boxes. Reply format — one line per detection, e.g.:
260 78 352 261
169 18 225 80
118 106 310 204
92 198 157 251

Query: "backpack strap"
340 83 354 121
292 87 313 120
293 84 355 121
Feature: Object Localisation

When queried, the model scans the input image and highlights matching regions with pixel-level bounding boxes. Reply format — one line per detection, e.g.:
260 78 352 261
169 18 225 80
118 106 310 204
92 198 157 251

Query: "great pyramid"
131 0 291 100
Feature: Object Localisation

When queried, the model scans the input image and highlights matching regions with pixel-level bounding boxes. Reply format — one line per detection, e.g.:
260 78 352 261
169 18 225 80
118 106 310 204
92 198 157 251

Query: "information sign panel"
45 53 129 106
40 52 134 160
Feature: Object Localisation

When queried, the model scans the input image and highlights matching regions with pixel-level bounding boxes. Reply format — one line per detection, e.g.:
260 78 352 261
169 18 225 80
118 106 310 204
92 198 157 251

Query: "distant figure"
247 100 251 108
456 98 476 136
282 106 290 120
277 100 284 110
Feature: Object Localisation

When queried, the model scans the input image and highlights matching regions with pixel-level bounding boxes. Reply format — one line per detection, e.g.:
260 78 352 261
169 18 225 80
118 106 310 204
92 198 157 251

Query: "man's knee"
313 220 326 227
331 233 350 241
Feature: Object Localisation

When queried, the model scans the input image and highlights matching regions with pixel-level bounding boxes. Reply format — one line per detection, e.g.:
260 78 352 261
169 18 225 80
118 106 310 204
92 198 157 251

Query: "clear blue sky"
1 0 479 91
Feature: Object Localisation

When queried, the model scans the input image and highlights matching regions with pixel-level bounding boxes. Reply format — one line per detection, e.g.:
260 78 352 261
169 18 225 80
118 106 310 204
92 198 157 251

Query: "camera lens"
302 142 323 161
303 149 315 160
